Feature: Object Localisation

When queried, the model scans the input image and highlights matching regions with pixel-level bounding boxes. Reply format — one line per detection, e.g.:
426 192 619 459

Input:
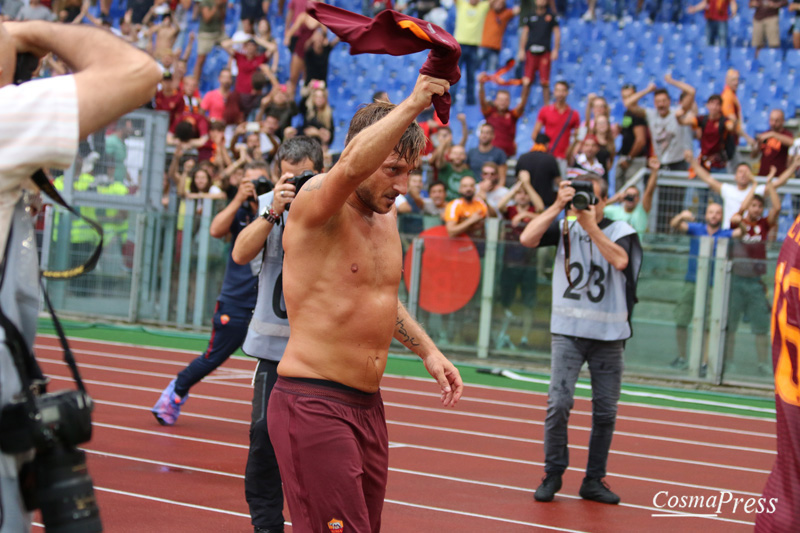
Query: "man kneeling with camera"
520 174 642 505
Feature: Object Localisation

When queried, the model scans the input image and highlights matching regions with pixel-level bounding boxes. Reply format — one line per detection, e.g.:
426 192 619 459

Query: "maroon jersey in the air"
755 215 800 532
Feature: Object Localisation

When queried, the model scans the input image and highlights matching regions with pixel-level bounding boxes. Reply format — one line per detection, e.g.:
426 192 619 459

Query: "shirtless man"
268 74 464 533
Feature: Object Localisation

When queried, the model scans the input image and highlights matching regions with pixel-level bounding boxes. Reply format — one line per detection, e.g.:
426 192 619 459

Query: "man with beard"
268 75 463 533
434 143 474 200
444 175 491 239
467 123 508 178
479 76 531 157
752 109 794 176
669 202 743 371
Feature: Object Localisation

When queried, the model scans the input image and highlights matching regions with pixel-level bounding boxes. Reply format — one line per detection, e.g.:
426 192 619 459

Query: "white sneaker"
581 10 595 21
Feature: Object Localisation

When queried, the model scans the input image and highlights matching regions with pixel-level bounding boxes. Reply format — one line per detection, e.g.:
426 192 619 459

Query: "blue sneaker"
152 379 188 426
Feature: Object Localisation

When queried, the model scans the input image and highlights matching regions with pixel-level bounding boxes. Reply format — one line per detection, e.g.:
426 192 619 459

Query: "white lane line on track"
51 373 775 456
47 372 775 448
384 402 776 455
91 398 772 475
381 386 775 438
93 422 765 499
93 487 251 519
384 374 777 421
36 340 776 421
81 448 754 527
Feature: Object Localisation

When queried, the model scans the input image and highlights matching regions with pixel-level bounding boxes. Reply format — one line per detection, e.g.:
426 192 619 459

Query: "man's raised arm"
291 74 449 227
7 21 162 138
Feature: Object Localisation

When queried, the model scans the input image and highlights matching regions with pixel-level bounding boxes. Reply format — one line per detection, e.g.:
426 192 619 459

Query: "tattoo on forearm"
396 316 420 347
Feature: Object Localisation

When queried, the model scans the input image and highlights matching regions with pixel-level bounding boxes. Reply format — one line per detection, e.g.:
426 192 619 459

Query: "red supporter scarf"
478 59 523 86
306 3 461 123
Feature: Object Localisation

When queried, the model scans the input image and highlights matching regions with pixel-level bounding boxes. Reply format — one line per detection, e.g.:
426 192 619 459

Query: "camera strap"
561 217 593 290
31 169 104 279
0 190 90 403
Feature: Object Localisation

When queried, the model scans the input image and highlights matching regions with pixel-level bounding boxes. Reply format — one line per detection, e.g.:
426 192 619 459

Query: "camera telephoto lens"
31 447 102 533
572 193 590 211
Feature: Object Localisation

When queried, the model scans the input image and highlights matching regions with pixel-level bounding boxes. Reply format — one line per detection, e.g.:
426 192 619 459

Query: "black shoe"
254 528 284 533
533 473 562 502
579 477 620 504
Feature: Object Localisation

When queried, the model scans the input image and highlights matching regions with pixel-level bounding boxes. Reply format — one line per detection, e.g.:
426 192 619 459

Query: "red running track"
30 335 776 533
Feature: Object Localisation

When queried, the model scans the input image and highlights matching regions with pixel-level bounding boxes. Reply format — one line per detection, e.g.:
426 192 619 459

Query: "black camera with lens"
568 179 598 211
0 387 101 532
284 170 316 211
243 175 273 211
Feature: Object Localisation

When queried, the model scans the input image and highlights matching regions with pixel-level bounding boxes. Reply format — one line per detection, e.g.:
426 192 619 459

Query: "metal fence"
34 120 797 386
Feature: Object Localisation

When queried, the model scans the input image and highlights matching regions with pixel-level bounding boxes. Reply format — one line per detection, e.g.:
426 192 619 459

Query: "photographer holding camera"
0 20 161 532
520 174 642 505
231 136 322 533
152 161 269 426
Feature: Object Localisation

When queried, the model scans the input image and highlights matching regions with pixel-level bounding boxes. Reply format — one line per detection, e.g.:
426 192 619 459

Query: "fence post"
688 237 713 378
128 213 147 322
708 237 731 384
192 199 212 329
176 200 195 327
477 218 500 359
407 237 424 320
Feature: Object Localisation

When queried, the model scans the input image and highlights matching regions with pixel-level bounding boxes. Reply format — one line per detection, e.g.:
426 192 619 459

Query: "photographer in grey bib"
520 173 642 505
231 136 323 533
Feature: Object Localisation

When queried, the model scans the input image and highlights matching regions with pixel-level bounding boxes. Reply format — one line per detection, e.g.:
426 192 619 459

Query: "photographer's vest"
551 219 640 341
242 191 289 362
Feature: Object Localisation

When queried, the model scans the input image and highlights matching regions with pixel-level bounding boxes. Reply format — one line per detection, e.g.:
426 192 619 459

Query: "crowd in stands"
6 0 800 251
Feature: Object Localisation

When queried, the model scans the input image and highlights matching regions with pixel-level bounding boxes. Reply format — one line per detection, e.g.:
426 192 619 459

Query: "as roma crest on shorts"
327 518 344 532
220 314 230 325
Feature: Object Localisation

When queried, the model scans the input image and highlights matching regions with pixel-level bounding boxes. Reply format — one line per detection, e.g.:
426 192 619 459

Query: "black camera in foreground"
0 388 101 532
284 170 316 211
568 179 598 211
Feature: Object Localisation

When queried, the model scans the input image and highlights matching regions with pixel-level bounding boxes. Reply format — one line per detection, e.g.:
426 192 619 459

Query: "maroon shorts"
267 376 388 533
525 51 551 85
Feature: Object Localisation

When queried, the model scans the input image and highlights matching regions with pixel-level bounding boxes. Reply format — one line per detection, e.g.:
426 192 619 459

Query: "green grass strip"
38 318 776 419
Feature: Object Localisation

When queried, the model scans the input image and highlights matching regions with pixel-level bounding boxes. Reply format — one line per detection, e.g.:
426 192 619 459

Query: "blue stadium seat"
756 48 782 74
785 49 800 73
729 47 755 73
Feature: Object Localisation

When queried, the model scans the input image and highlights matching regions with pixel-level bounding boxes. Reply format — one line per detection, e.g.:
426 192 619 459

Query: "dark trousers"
458 44 479 106
245 359 284 530
544 334 624 479
174 300 252 397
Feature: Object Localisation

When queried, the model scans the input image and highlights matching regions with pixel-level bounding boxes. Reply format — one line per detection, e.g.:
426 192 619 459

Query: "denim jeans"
544 334 624 478
648 0 682 22
478 47 500 73
459 44 479 105
706 19 729 47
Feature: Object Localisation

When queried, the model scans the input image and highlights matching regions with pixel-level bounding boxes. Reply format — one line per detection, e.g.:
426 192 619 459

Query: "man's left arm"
576 209 629 271
394 301 463 407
